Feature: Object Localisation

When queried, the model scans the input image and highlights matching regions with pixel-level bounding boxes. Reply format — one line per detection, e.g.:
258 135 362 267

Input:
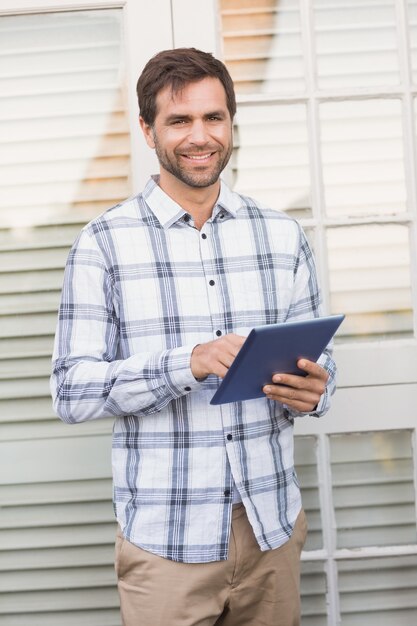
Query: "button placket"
198 224 224 342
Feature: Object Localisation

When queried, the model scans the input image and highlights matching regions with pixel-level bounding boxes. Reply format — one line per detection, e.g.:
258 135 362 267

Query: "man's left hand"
263 359 329 413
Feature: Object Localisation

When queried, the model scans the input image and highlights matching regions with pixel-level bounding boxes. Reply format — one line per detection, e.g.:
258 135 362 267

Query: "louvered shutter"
0 10 129 624
219 1 417 624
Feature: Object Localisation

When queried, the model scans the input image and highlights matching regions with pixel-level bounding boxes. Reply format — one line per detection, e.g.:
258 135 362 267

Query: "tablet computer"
210 314 345 405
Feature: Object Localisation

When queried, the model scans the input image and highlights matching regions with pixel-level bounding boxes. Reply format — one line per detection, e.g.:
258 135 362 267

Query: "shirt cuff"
160 345 202 397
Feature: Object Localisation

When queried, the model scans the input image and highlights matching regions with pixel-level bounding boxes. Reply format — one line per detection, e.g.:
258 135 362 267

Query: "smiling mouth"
181 152 215 161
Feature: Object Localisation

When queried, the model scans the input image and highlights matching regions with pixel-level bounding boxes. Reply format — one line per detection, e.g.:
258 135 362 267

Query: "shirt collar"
142 175 245 229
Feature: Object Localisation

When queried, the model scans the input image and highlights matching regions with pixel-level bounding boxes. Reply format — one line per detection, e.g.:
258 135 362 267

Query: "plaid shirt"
51 176 336 563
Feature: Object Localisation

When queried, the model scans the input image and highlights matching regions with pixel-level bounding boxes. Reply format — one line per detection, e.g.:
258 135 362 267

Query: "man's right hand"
190 334 246 380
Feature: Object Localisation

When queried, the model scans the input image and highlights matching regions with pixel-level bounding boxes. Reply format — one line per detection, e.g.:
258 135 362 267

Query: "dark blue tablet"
210 314 345 405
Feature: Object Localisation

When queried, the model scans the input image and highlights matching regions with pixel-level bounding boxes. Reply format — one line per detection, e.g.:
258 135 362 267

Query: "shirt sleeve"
285 224 337 419
50 229 200 424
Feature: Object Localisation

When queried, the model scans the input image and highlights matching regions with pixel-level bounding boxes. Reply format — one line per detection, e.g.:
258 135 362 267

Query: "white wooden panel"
330 431 416 548
300 560 328 626
338 555 417 625
314 0 400 89
220 0 305 95
295 383 417 435
233 102 311 216
295 435 323 551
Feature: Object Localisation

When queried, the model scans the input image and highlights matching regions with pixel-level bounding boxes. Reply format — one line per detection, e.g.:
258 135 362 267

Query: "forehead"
155 77 229 118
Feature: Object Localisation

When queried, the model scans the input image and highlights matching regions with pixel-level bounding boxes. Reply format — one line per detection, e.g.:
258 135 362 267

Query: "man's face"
141 77 233 190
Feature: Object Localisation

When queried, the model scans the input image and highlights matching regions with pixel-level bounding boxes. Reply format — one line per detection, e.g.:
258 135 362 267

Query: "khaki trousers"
115 505 307 626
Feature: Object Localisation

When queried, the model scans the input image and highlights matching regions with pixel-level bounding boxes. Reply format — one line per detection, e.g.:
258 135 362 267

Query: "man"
51 48 336 626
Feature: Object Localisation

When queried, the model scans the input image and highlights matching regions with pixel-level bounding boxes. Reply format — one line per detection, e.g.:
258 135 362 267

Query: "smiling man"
51 48 337 626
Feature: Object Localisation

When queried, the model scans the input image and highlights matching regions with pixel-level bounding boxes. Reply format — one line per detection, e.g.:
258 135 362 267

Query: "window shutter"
0 10 129 624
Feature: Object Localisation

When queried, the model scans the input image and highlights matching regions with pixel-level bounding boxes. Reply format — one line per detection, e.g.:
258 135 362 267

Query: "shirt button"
201 233 207 239
184 214 190 222
224 489 231 498
216 330 222 337
226 434 232 441
219 213 225 219
184 386 191 392
209 280 215 286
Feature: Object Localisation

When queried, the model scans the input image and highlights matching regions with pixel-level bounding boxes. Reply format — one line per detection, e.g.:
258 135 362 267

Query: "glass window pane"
327 224 413 340
220 0 305 95
295 436 322 550
320 99 406 219
314 0 400 89
0 10 130 229
330 431 416 549
301 560 327 626
233 103 311 217
338 556 417 625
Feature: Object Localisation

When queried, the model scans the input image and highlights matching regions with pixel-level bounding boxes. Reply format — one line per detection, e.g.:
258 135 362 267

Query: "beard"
152 132 233 188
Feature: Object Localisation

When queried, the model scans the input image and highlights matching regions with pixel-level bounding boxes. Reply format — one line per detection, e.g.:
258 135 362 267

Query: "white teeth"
185 154 212 160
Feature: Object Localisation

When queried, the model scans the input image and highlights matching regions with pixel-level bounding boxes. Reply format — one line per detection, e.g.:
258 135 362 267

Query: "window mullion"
299 0 330 311
316 433 341 626
395 0 417 335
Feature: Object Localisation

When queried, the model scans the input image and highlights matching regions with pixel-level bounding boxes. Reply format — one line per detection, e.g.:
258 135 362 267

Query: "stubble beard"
152 131 233 189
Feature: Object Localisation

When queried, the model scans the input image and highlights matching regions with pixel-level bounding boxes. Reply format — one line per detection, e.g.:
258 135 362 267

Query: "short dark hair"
137 47 236 126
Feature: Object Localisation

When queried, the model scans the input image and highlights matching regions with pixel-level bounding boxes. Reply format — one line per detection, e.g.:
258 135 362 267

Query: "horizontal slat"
0 248 69 272
0 586 119 614
336 503 416 530
0 292 60 316
0 608 121 626
0 89 126 121
0 336 54 360
1 501 114 530
0 377 51 400
1 177 129 207
0 355 52 378
337 524 417 549
0 201 120 229
0 224 81 250
333 482 415 507
0 419 112 441
0 397 54 424
0 156 129 187
0 565 116 593
1 478 112 507
330 431 412 463
0 543 114 572
0 435 112 485
0 313 62 340
0 523 116 552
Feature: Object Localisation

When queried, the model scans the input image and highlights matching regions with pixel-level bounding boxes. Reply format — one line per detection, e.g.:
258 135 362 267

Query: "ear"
139 116 155 149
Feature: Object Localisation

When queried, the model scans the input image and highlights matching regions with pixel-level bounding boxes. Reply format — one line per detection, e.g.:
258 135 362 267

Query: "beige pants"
115 504 307 626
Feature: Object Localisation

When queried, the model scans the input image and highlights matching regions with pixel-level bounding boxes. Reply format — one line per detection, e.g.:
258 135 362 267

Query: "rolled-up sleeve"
50 230 199 424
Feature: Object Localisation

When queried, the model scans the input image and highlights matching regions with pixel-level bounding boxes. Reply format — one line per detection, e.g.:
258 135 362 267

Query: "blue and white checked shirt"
51 176 336 563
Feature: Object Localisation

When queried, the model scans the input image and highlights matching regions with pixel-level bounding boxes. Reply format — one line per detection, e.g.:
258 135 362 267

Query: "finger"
225 334 247 350
271 372 320 391
296 359 329 381
215 363 229 379
264 384 318 405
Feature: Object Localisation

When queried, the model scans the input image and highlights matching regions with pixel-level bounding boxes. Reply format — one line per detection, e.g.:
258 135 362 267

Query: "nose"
188 119 209 145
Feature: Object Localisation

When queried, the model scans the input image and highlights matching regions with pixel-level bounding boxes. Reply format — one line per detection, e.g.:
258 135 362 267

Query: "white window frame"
212 1 417 624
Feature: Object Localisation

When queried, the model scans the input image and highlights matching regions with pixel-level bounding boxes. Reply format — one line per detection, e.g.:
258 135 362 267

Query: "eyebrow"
165 110 227 123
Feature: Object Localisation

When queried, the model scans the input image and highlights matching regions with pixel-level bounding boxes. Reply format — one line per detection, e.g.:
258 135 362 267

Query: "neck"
158 170 221 230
